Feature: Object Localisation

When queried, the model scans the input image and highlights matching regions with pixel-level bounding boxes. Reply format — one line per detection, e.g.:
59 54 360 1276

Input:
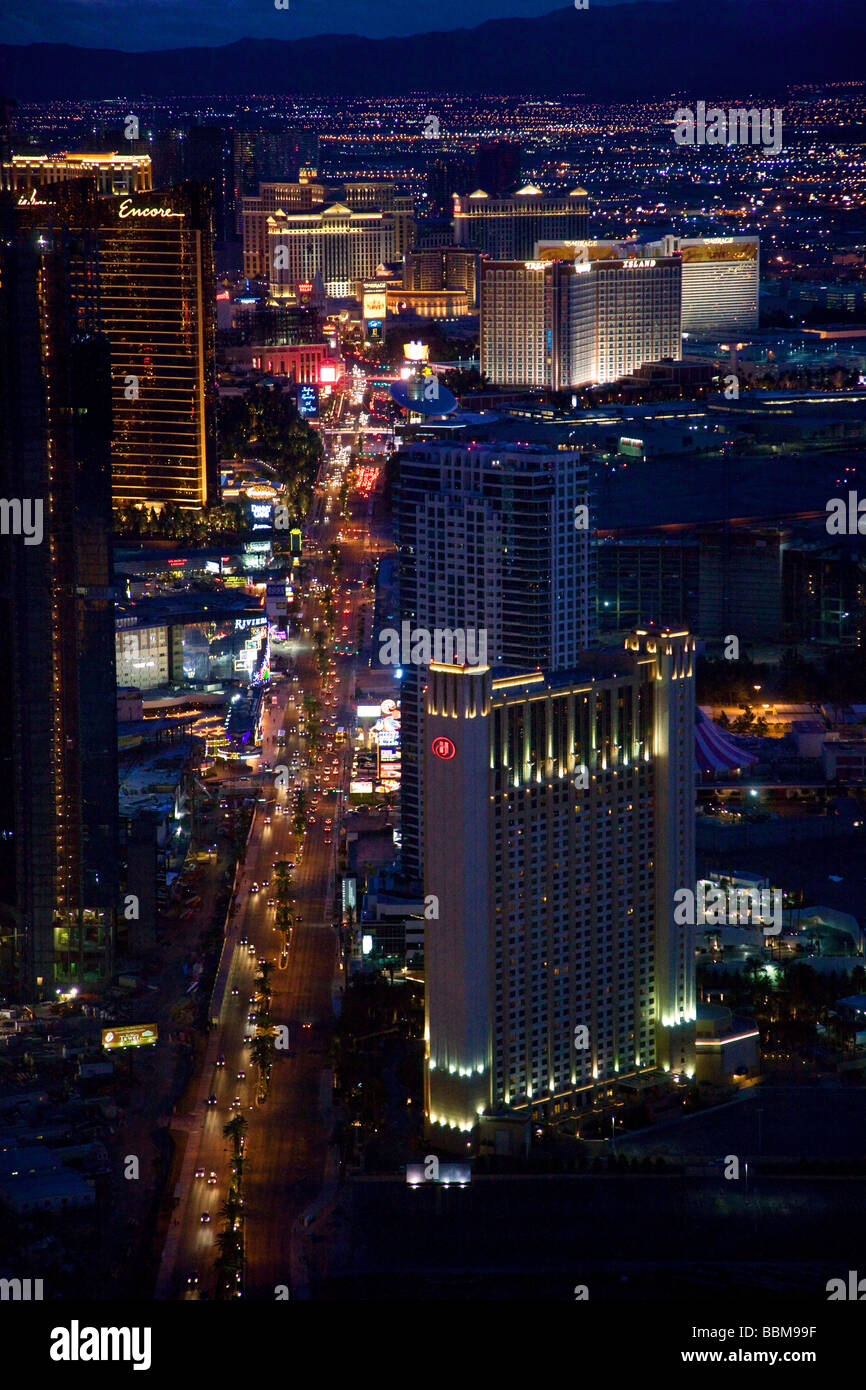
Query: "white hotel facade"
423 629 697 1148
267 202 397 299
479 252 682 389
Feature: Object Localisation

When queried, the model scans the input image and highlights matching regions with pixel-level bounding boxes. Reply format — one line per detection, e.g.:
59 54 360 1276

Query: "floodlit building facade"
453 185 589 261
423 630 697 1147
267 203 398 299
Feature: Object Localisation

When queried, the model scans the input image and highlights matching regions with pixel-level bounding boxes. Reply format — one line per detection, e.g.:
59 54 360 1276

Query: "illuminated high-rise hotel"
99 183 218 508
453 185 589 261
479 259 593 389
2 167 218 508
537 235 758 343
267 201 403 299
650 235 759 337
0 181 119 998
3 151 152 198
481 249 681 388
396 440 595 883
241 176 329 278
423 631 696 1149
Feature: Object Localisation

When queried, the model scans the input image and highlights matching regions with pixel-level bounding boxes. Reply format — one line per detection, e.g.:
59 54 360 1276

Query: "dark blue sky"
2 0 666 50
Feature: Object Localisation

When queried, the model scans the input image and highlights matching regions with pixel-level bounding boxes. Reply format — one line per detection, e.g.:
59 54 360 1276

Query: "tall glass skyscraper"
395 441 595 883
0 180 119 999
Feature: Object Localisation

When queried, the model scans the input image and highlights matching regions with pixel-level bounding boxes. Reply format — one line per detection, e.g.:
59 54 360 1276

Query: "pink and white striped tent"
695 709 759 778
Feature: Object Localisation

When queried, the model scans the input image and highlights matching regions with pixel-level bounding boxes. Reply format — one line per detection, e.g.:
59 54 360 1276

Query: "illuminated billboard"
102 1024 158 1050
363 291 387 320
534 241 618 263
679 240 758 263
296 383 319 417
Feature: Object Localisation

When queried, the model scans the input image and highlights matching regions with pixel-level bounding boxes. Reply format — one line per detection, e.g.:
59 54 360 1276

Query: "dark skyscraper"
474 138 521 197
148 126 234 250
0 180 119 999
232 129 321 232
425 154 475 221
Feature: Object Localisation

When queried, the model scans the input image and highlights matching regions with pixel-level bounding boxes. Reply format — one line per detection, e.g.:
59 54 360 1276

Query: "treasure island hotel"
423 630 696 1150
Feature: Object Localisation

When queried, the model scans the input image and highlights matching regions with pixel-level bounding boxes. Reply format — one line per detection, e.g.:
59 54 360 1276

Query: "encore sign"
118 198 184 220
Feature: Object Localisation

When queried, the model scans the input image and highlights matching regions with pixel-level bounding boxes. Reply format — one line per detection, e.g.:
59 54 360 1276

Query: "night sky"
3 0 669 50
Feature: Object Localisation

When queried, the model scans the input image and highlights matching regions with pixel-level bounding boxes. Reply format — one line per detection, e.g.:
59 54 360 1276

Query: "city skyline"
1 0 866 1350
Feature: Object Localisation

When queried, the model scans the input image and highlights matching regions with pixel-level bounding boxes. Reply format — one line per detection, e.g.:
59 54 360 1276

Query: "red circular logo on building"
431 736 456 761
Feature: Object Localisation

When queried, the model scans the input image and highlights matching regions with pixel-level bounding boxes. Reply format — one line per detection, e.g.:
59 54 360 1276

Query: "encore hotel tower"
101 183 218 509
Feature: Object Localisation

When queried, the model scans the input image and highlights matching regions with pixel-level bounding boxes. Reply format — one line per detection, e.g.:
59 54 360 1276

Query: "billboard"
363 291 387 320
102 1024 158 1050
297 383 319 417
534 241 617 263
679 239 758 263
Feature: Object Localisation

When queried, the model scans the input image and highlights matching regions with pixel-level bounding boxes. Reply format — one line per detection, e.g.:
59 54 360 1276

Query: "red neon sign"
298 281 313 294
431 736 456 761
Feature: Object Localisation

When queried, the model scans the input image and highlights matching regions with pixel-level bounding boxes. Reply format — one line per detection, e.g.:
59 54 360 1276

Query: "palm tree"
222 1114 248 1159
250 1033 275 1088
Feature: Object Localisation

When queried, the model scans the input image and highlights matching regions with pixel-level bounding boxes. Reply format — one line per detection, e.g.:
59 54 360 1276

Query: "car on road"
237 1070 246 1080
216 1055 225 1067
207 1171 217 1185
250 882 259 893
195 1168 205 1179
206 1093 217 1106
200 1212 211 1224
186 1272 199 1287
230 1096 242 1110
247 943 257 955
